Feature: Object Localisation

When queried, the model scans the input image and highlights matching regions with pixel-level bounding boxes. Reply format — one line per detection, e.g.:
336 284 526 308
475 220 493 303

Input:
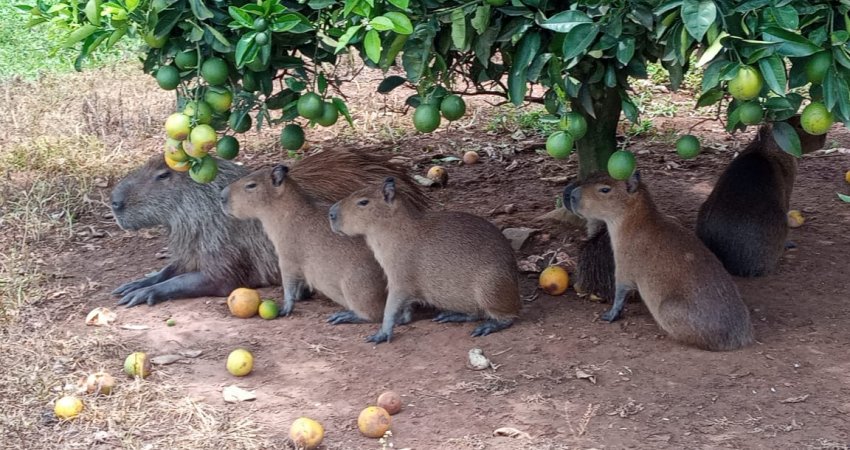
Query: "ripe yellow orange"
226 348 254 377
357 406 391 438
54 396 83 420
787 210 805 228
539 266 569 296
227 287 261 318
426 165 448 186
289 417 324 449
844 170 850 184
164 152 190 172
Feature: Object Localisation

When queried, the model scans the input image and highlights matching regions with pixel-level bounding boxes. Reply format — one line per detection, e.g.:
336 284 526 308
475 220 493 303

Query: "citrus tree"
20 0 850 182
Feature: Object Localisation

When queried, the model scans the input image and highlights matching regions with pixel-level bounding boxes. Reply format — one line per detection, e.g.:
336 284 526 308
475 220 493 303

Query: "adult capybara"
562 181 615 301
569 171 754 351
329 177 521 343
110 150 428 307
696 117 826 277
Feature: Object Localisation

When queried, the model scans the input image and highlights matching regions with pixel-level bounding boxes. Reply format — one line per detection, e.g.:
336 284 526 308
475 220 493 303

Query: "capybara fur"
696 116 826 277
329 177 521 343
563 181 615 301
221 165 395 323
569 171 754 351
110 149 429 307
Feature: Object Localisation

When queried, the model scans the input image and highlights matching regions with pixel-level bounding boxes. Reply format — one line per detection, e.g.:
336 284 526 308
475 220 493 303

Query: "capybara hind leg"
470 319 514 337
117 271 233 307
433 311 480 323
295 283 313 301
112 263 178 296
398 304 414 325
600 284 632 322
366 294 410 344
327 310 369 325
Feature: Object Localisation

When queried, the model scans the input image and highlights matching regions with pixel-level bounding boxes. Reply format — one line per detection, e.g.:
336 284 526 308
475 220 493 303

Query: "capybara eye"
245 182 257 190
156 171 171 180
599 187 611 194
357 199 370 206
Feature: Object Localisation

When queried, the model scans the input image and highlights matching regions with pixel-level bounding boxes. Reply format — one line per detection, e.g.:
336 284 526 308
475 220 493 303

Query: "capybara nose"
219 187 229 204
328 203 339 222
111 200 125 212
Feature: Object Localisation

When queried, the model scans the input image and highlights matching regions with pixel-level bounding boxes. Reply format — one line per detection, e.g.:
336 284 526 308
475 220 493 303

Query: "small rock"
502 228 537 251
223 385 257 403
467 348 491 371
151 354 183 365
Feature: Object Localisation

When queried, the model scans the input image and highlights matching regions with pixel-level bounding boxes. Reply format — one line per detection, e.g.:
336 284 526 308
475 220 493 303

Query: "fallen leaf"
86 307 117 326
780 394 810 404
151 354 183 365
178 349 203 358
222 385 256 403
539 175 571 184
493 427 531 439
120 324 150 331
575 368 597 384
413 174 436 187
504 160 519 171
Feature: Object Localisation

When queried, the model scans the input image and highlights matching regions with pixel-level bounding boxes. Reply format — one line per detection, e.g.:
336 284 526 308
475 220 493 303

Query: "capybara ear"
382 177 396 204
271 165 289 187
626 170 641 193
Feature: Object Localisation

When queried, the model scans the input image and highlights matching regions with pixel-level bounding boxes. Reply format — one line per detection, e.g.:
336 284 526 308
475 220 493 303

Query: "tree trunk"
571 86 622 180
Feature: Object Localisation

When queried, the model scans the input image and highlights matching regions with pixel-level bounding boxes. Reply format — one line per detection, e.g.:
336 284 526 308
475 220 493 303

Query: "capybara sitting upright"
222 165 407 323
562 181 615 301
569 171 754 351
329 177 521 343
110 150 428 307
696 117 826 277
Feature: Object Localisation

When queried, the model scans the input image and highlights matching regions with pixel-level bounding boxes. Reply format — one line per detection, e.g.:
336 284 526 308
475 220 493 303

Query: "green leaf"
335 25 362 53
681 0 716 42
317 73 328 95
381 33 408 70
377 75 407 93
154 8 182 39
205 25 232 48
701 59 727 93
539 10 591 33
270 14 303 33
696 31 728 67
286 78 306 92
562 23 599 60
508 31 540 105
106 25 127 48
757 55 786 95
188 0 213 20
823 68 838 111
838 193 850 203
450 8 466 50
235 33 259 68
332 97 353 126
370 16 394 32
229 6 253 28
771 121 802 157
383 12 413 35
63 24 99 47
473 17 500 67
527 52 552 82
696 87 723 107
402 20 438 83
763 5 799 30
616 38 635 66
621 94 638 123
388 0 408 10
364 29 381 63
471 5 490 35
762 27 821 57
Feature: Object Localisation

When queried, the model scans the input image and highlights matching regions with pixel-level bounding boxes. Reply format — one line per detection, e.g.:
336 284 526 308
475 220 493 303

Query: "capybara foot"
366 329 393 344
433 311 479 323
327 310 368 325
470 319 514 337
600 308 622 323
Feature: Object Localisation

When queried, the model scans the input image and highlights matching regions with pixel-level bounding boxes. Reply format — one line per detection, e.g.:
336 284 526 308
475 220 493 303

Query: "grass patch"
487 106 558 135
0 1 135 81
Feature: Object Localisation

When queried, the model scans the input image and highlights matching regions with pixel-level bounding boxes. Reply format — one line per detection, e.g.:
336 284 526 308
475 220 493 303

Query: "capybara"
329 177 521 343
222 164 395 323
696 116 826 277
569 171 754 351
110 149 428 307
562 181 615 301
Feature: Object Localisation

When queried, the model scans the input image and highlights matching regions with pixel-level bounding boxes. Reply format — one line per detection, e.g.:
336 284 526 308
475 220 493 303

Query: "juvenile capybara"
329 177 521 343
696 117 826 277
569 171 754 351
562 181 615 301
222 165 401 323
110 150 428 307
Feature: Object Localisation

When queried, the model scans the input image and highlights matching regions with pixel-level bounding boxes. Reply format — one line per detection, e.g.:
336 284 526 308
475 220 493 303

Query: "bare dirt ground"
4 64 850 449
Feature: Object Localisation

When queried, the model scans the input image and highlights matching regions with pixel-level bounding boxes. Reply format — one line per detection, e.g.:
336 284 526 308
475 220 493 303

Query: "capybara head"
221 164 291 219
329 177 400 236
570 171 642 222
111 155 246 230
